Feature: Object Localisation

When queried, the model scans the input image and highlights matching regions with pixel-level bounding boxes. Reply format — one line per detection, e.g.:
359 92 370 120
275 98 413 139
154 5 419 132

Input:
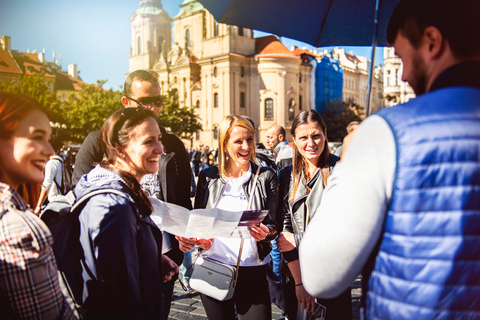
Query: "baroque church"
128 0 313 148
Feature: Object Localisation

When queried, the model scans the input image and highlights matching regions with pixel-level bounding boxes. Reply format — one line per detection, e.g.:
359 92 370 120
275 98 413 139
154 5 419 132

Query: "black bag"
52 156 74 195
40 189 128 319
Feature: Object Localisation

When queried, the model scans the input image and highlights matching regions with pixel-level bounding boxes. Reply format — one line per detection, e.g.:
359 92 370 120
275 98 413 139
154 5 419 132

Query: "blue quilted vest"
365 87 480 319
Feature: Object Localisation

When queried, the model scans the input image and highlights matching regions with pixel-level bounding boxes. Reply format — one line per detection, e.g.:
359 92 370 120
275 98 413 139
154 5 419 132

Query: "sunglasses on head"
126 95 163 108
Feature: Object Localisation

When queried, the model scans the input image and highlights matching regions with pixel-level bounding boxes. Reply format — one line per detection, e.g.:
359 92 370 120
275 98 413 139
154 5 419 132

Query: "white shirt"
42 156 63 202
202 164 270 266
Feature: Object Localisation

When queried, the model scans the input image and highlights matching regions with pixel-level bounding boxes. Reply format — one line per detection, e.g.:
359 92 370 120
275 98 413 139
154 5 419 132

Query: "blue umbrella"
198 0 402 114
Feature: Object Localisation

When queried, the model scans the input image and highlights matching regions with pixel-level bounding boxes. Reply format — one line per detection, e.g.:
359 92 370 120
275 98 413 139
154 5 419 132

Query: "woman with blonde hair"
0 93 76 319
177 115 279 320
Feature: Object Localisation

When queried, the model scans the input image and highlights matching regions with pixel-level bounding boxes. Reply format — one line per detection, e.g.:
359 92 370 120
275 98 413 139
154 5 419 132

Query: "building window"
299 73 302 83
214 21 219 37
214 93 219 108
264 98 274 121
213 67 218 77
386 70 390 86
137 36 141 54
158 36 164 53
395 69 399 86
213 126 218 140
299 95 303 110
240 92 245 109
196 130 200 140
186 29 191 47
288 99 295 121
238 27 244 36
196 100 200 109
240 66 245 78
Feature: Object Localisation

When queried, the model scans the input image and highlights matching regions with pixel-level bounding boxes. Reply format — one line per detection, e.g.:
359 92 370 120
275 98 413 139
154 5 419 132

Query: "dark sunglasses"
114 106 147 135
126 95 163 108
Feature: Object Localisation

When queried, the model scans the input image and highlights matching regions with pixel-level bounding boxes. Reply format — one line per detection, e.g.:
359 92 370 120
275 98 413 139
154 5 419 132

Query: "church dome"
135 0 167 15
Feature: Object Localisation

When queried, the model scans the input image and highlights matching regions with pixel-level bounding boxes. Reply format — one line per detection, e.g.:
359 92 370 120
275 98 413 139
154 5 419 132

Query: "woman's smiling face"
225 125 255 169
120 117 163 182
0 110 53 189
293 121 326 167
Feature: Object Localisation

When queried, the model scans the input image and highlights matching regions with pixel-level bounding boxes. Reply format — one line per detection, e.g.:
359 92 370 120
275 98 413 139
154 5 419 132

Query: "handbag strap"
234 165 260 287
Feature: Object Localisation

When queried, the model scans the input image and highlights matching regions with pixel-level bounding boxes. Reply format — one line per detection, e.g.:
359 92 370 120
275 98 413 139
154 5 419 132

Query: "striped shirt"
0 182 76 319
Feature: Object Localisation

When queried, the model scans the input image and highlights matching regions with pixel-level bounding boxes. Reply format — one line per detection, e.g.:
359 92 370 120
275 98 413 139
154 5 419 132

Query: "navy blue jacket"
76 166 164 320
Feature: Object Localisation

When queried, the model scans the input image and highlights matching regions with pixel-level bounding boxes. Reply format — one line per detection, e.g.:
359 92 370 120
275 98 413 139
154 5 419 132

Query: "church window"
395 69 399 86
213 67 218 77
240 66 245 77
186 29 191 47
196 100 200 109
158 36 164 53
214 93 219 108
137 36 141 54
240 92 245 109
196 130 200 140
288 99 295 121
238 27 244 36
213 126 219 140
299 95 303 110
214 21 219 37
264 98 274 121
299 73 302 83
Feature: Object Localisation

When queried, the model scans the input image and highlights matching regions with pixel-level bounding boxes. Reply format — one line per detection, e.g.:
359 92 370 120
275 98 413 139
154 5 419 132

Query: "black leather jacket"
278 154 339 262
194 162 280 261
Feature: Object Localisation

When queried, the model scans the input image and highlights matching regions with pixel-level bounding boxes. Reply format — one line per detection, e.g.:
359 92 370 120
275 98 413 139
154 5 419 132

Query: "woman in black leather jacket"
177 115 279 320
277 110 352 320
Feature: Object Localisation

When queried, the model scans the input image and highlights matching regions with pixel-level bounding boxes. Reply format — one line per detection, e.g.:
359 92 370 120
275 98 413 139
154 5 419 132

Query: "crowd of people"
0 0 479 319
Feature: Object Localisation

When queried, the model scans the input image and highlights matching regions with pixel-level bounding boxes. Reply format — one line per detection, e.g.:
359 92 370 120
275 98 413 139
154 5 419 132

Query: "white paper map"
149 197 268 239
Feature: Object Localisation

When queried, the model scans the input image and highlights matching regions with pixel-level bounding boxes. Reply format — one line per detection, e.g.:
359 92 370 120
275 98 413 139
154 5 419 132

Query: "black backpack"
52 156 74 195
40 189 128 319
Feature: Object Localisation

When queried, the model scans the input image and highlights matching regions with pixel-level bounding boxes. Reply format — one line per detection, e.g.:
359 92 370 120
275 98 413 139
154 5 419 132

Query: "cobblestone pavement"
168 275 362 320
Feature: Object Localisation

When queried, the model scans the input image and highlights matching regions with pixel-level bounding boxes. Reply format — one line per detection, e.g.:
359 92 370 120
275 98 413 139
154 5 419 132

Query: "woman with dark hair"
0 93 76 319
75 108 178 319
177 115 279 320
276 109 352 320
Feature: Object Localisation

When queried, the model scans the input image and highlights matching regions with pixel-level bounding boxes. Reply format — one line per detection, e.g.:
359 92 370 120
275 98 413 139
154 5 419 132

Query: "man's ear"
121 96 129 108
278 134 284 142
424 26 444 60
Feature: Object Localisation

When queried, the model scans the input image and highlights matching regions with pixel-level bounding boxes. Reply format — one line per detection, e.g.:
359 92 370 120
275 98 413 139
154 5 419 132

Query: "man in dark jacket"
72 69 191 317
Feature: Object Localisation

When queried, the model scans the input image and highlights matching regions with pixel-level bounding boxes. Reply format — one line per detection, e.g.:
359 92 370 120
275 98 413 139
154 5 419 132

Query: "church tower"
129 0 171 72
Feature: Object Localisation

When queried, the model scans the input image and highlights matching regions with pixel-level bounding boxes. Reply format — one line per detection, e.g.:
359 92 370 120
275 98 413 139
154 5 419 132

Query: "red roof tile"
0 49 21 75
255 36 299 59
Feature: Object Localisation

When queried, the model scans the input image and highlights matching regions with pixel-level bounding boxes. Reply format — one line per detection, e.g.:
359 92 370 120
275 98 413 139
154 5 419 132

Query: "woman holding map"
177 115 279 320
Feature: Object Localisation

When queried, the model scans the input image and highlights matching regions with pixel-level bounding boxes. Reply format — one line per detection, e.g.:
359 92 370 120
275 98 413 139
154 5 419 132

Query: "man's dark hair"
387 0 480 58
278 126 286 138
123 70 159 97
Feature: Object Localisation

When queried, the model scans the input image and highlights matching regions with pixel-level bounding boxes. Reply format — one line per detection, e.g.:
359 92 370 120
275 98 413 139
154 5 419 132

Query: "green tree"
62 80 122 142
157 89 202 141
0 73 64 124
322 99 365 142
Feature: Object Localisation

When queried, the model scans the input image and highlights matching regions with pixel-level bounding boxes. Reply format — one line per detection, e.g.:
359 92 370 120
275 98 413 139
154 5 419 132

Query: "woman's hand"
176 236 197 252
276 231 296 252
196 238 213 250
248 223 269 242
175 236 213 251
161 255 179 283
296 283 316 313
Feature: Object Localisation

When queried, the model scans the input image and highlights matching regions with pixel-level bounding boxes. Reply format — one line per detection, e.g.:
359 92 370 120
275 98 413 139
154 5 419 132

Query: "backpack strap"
71 188 132 283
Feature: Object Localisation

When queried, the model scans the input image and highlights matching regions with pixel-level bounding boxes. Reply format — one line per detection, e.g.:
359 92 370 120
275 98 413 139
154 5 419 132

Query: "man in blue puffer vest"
299 0 480 318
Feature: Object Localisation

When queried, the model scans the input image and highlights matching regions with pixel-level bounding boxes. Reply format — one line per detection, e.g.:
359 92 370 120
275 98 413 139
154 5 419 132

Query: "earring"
121 154 126 158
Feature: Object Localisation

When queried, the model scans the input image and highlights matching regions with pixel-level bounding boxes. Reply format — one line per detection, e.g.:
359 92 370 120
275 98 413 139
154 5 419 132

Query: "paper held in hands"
149 197 269 239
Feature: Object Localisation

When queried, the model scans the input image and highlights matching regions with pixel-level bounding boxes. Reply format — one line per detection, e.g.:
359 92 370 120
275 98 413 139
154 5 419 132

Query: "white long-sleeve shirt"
299 115 396 298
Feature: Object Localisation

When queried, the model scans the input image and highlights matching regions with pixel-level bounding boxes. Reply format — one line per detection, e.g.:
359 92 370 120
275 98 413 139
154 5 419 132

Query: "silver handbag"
189 166 261 301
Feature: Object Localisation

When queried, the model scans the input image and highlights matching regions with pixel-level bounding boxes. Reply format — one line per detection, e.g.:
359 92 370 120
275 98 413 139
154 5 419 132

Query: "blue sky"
1 0 383 91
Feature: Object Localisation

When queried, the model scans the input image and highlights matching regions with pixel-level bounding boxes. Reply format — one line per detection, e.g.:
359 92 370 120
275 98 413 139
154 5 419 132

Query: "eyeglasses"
114 106 147 136
126 95 163 108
